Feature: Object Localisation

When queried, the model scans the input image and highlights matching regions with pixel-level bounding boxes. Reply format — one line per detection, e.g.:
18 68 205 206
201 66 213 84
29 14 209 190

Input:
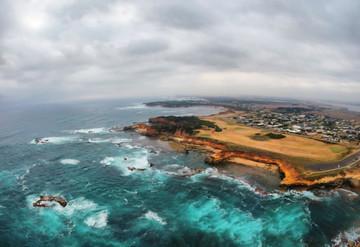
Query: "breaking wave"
69 128 107 134
144 211 166 225
116 104 147 110
84 210 108 228
30 136 77 145
60 159 80 165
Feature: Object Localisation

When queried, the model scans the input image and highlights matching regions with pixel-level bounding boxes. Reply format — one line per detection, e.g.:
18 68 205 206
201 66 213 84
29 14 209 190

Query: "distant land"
126 97 360 191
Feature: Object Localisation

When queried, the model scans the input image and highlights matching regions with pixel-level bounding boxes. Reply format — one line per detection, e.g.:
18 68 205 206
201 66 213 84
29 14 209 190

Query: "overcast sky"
0 0 359 104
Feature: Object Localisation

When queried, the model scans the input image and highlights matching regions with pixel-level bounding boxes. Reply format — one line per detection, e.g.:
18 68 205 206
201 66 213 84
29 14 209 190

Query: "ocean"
0 98 359 247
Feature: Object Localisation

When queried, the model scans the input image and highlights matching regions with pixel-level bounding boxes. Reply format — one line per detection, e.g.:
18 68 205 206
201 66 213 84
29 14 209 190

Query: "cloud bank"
0 0 359 103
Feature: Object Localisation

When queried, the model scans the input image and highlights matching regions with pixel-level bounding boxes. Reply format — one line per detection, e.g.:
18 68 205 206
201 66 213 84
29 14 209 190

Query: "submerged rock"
34 138 49 144
109 126 124 132
127 167 146 171
178 167 205 177
33 195 67 208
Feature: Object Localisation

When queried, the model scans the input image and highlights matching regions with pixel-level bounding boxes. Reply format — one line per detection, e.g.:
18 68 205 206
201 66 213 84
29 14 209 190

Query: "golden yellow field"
198 112 353 162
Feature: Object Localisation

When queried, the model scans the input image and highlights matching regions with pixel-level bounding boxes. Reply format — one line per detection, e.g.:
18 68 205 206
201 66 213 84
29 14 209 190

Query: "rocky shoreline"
124 117 360 192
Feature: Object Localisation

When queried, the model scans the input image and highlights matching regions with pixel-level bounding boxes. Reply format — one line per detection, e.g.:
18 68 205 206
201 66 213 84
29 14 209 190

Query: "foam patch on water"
268 190 324 202
204 167 257 192
116 104 147 110
60 159 80 165
30 136 77 145
70 128 107 134
14 164 38 191
100 149 149 175
144 211 166 225
332 227 360 247
87 137 131 144
85 210 108 228
111 138 132 143
161 164 194 176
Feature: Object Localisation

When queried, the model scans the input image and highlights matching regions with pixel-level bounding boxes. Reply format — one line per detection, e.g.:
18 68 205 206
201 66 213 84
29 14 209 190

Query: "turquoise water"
0 99 359 246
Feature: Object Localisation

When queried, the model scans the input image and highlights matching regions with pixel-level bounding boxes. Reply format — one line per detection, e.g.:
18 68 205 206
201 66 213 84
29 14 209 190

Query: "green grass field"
330 147 345 153
226 121 237 126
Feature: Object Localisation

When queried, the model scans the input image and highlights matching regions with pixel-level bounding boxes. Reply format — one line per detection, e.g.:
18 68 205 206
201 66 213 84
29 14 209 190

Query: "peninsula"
126 98 360 191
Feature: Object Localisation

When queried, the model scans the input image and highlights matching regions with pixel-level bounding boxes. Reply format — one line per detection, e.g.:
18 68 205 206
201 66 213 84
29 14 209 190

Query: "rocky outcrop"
124 123 160 136
178 167 205 177
33 195 67 207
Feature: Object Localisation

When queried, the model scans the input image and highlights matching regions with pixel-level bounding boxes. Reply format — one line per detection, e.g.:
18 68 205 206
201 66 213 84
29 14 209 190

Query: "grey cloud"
168 44 247 70
0 0 360 104
124 39 169 55
0 0 13 37
58 0 116 21
145 1 216 30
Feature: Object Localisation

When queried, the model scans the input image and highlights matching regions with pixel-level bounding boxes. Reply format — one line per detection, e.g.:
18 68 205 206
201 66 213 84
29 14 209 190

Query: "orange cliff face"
182 137 229 151
204 151 310 186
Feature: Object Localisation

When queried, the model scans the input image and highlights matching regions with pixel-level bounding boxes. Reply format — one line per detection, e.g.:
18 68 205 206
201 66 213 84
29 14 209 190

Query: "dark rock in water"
149 163 154 167
34 138 49 144
178 167 205 177
127 167 146 171
124 158 127 160
150 150 157 154
33 195 67 208
117 143 122 147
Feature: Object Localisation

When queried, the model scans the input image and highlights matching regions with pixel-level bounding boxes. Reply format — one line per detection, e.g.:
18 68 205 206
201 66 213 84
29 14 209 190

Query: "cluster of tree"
265 133 286 139
150 116 222 135
274 107 312 113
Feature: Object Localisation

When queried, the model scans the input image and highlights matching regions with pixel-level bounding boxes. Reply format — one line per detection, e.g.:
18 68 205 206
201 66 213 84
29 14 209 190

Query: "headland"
125 98 360 191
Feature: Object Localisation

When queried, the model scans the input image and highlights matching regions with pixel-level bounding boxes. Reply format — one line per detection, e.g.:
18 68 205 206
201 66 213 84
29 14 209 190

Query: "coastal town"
235 111 360 144
147 99 360 145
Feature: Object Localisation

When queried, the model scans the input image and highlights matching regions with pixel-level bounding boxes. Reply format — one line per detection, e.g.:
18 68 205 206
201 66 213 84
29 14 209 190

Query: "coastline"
124 108 360 192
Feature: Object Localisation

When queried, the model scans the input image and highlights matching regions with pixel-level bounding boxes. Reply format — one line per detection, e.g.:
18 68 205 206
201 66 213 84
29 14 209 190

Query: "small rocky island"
33 195 67 208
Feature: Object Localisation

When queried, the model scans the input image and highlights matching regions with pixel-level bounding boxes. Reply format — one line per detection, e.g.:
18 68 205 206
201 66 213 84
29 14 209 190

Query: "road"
307 149 360 171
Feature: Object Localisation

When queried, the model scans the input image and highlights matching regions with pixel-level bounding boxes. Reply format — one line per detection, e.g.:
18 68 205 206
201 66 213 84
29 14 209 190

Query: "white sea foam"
60 159 80 165
144 211 166 225
87 137 131 143
111 138 132 143
70 128 107 134
204 168 257 192
161 164 205 177
332 227 360 247
84 210 108 228
30 136 77 145
15 164 38 191
100 157 115 166
100 149 149 175
116 104 147 110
